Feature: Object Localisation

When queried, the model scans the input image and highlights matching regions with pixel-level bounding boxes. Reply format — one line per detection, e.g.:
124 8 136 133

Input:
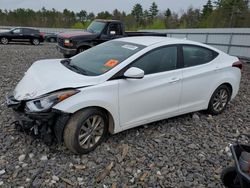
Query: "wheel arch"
207 82 234 109
76 106 116 134
55 104 117 135
76 43 93 53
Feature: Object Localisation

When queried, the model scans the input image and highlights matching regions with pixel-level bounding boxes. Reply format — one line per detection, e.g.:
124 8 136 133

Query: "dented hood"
14 59 102 100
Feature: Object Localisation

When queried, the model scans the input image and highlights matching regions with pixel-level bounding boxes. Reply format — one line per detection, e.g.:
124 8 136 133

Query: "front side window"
12 29 21 34
131 46 178 75
183 45 218 67
68 41 145 76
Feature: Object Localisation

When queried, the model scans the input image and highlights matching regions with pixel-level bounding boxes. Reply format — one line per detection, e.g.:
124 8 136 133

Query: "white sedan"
7 37 242 154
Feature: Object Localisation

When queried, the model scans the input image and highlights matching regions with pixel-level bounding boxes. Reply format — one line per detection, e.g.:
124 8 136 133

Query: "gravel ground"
0 43 249 188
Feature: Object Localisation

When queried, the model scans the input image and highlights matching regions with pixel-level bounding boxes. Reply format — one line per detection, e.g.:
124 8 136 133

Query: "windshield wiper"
61 59 88 75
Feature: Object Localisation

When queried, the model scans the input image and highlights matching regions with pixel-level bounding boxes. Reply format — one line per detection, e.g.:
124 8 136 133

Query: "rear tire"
63 108 108 154
207 85 231 115
32 38 40 45
1 37 9 45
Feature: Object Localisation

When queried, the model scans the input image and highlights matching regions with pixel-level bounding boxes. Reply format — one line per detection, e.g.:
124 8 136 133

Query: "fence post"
227 33 233 54
205 33 209 44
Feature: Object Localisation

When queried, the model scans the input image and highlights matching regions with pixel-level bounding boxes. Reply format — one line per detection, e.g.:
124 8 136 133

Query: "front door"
11 28 24 41
118 45 182 129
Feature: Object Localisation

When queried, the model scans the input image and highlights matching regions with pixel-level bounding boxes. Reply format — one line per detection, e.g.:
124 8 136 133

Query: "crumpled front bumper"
6 93 70 144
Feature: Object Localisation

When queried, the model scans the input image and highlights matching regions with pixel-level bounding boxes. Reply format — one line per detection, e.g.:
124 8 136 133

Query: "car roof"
116 36 205 47
95 19 121 23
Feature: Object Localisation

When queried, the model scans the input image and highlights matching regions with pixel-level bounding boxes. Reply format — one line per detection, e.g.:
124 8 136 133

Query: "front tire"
207 85 231 115
63 108 108 154
1 37 9 45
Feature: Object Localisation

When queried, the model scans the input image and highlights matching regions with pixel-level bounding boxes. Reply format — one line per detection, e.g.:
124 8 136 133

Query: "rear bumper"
6 94 70 143
56 45 77 56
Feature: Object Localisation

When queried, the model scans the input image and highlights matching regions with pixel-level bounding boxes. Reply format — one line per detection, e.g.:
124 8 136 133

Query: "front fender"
52 80 121 134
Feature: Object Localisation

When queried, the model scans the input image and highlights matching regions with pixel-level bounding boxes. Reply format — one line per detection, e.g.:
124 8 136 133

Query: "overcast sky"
0 0 208 14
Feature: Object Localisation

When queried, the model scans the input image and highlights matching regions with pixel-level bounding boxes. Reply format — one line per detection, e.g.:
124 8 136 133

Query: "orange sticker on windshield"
104 59 119 68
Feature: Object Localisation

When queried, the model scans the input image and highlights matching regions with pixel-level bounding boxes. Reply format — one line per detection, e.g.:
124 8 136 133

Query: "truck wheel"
32 38 40 45
1 37 9 45
63 108 109 154
77 47 89 54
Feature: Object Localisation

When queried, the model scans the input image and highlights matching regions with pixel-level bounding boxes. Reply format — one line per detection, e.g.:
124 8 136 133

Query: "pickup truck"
57 19 166 57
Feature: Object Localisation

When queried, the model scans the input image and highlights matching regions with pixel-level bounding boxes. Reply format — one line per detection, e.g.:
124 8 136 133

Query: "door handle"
169 77 180 83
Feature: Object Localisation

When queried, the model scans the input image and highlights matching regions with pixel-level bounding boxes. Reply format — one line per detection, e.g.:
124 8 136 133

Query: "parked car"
44 32 59 43
0 27 44 45
7 37 242 154
57 19 166 57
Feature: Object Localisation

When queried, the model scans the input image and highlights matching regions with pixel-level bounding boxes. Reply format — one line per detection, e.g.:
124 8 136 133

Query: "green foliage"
131 3 144 26
71 21 91 29
0 1 249 30
144 19 165 29
149 2 159 19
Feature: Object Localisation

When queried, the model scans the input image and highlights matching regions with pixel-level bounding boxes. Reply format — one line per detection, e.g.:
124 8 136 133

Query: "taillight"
40 32 45 39
232 61 243 70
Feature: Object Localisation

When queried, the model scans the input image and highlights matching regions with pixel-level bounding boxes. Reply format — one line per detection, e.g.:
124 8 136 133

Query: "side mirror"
109 31 116 35
124 67 144 79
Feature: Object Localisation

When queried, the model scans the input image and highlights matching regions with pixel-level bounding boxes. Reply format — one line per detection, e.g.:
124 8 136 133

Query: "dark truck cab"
57 19 166 57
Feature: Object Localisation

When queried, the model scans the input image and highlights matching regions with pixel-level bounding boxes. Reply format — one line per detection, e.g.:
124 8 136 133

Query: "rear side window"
132 46 178 75
182 45 218 67
23 29 31 34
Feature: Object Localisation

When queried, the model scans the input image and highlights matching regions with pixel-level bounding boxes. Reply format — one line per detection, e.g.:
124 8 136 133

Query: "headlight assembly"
25 90 79 112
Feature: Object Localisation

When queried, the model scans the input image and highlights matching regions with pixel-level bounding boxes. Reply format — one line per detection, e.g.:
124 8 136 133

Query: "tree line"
0 0 249 30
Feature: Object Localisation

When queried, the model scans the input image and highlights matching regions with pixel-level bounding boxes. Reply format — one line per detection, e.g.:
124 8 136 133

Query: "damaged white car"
7 37 242 154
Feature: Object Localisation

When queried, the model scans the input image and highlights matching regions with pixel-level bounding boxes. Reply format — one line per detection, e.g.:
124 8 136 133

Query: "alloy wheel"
212 88 229 112
78 115 104 149
1 37 8 44
33 39 40 45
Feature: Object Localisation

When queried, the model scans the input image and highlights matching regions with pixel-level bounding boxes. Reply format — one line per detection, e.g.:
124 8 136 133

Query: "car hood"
13 59 102 101
58 31 94 38
0 31 10 35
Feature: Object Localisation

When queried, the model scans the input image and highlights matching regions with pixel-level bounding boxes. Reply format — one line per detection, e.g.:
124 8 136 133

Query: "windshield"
87 21 106 34
69 41 145 76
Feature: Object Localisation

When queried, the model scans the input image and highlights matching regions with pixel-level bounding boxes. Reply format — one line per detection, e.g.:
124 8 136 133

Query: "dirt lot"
0 43 249 187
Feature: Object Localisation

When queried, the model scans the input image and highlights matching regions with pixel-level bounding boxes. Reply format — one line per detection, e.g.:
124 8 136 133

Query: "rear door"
22 28 32 41
180 45 219 113
118 45 182 129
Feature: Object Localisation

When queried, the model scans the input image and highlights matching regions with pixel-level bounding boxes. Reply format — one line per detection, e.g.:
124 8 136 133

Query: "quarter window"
132 46 178 75
182 45 218 67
